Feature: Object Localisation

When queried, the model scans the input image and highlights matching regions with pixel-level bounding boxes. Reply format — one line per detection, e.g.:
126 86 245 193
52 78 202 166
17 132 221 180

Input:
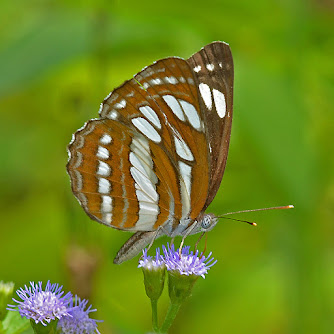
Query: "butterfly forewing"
97 57 210 224
187 42 234 209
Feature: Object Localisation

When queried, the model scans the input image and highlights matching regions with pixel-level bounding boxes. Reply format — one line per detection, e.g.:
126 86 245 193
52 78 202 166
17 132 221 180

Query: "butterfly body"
67 42 233 263
113 213 218 264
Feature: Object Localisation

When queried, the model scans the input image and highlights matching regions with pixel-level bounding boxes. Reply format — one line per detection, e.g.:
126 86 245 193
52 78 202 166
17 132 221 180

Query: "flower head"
162 244 217 278
7 281 73 325
139 248 166 301
57 296 101 334
138 247 165 270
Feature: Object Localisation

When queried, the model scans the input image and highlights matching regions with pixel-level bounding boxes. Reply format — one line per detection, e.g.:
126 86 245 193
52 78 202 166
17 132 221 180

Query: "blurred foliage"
0 0 333 333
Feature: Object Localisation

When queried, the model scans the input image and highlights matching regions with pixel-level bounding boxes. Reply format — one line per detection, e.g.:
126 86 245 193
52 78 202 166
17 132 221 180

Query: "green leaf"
1 312 30 334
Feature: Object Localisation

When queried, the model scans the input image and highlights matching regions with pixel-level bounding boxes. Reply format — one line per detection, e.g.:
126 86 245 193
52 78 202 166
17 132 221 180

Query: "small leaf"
2 311 30 334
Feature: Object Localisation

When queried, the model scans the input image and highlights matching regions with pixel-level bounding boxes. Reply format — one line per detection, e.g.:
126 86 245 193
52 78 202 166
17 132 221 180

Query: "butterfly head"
199 213 218 232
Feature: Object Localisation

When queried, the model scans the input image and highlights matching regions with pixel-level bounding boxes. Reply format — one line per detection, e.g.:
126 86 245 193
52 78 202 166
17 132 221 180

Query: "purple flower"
162 244 217 278
7 281 73 325
57 296 102 334
138 247 165 270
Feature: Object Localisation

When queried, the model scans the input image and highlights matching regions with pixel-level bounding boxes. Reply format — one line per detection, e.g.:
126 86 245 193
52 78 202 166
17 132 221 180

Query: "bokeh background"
1 0 333 333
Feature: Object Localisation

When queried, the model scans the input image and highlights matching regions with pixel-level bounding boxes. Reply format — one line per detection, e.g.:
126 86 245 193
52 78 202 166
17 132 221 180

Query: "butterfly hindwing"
68 58 212 233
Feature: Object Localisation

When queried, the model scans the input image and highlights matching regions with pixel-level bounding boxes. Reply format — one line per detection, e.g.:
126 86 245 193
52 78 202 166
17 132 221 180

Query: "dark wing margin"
187 41 234 210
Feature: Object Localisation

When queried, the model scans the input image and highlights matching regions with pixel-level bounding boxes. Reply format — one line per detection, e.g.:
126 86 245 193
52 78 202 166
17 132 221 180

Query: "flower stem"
159 303 181 333
151 299 159 332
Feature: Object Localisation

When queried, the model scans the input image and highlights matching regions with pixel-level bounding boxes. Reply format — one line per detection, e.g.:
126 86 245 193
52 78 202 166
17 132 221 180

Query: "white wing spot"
107 93 118 104
97 146 109 159
194 65 201 73
103 213 112 224
108 110 118 120
218 62 223 68
206 63 214 71
187 78 194 85
212 89 226 118
98 178 111 194
179 100 201 130
178 161 192 217
143 82 149 89
179 77 186 83
114 99 126 109
164 76 178 84
100 134 112 145
132 117 161 143
199 83 212 110
97 160 111 176
162 95 185 121
139 106 161 129
150 78 162 85
126 91 135 97
141 68 154 78
101 195 113 212
174 135 194 161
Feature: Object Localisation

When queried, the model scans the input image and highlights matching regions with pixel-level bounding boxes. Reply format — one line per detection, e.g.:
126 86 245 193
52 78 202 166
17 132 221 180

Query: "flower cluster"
138 247 165 270
139 243 217 333
140 243 216 278
7 280 101 333
163 244 217 278
58 296 102 334
7 281 73 326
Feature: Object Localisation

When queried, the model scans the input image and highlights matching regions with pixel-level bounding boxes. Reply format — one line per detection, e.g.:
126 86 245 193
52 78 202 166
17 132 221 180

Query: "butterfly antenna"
218 205 294 217
219 216 257 226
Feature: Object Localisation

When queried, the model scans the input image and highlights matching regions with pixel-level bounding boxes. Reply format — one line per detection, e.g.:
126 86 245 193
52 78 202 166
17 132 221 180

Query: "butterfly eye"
201 215 212 230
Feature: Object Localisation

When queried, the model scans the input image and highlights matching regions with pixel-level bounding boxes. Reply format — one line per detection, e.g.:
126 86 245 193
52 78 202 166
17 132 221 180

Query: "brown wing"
67 57 210 233
187 42 234 210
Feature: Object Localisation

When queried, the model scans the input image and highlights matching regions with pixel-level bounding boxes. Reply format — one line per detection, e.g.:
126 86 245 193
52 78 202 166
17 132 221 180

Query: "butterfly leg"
178 222 198 256
194 232 206 252
145 228 162 253
201 233 208 258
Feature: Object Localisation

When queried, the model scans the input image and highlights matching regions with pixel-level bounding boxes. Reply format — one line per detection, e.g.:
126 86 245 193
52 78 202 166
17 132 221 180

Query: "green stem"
151 299 159 332
0 321 4 334
159 303 181 333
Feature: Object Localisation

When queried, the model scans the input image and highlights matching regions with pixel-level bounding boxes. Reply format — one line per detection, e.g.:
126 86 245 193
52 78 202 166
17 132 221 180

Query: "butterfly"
67 41 234 264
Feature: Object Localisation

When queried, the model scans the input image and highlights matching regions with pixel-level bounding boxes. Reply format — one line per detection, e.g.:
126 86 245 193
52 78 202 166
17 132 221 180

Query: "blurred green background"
0 0 333 333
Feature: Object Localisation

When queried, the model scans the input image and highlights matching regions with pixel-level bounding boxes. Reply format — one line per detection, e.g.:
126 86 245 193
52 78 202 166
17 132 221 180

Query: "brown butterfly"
67 42 234 264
